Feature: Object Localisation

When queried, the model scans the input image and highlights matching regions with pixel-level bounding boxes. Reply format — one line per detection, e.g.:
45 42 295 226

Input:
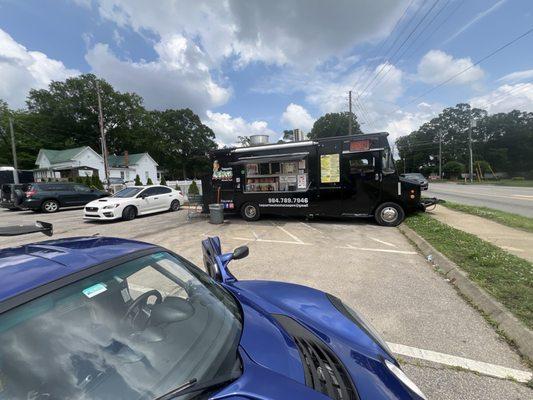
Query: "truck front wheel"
241 202 260 221
374 202 405 227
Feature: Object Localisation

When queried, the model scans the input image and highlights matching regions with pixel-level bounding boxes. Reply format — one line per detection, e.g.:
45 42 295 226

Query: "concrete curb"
398 223 533 361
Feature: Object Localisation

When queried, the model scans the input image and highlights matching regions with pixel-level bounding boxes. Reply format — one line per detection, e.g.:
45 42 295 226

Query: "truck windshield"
0 251 242 400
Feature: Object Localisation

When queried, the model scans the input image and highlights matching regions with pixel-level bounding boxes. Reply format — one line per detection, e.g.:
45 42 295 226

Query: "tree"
160 176 167 186
443 161 465 180
188 180 199 195
134 174 142 186
91 174 104 190
309 112 362 139
146 177 154 185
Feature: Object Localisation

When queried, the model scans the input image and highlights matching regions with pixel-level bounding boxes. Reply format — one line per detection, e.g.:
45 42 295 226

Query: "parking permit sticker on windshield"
83 283 107 298
151 252 166 260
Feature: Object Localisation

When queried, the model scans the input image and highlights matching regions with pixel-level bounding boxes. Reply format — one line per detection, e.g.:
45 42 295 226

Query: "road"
426 182 533 217
1 207 531 399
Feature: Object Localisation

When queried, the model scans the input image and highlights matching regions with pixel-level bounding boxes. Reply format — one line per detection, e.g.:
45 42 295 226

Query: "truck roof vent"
249 134 269 145
273 314 359 400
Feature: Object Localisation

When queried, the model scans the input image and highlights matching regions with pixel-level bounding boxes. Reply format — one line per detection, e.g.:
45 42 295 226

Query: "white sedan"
83 185 188 221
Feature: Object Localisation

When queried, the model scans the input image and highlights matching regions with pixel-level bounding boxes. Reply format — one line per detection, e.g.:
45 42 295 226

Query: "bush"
83 175 92 187
188 180 199 195
443 161 465 180
90 174 103 190
160 176 167 186
134 174 142 186
175 184 182 191
146 177 154 185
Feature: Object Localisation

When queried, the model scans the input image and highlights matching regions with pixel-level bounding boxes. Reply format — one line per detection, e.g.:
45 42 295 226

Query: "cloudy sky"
1 0 532 145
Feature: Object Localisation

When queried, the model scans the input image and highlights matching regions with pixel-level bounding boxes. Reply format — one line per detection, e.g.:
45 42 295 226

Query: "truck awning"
229 152 308 166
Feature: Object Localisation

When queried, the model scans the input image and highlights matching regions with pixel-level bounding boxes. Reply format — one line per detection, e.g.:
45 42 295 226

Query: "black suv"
1 184 30 210
21 183 109 213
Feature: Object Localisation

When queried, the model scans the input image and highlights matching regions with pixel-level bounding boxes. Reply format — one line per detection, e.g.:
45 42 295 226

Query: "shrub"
134 174 142 186
160 176 167 186
146 177 154 185
188 180 199 195
443 161 465 180
90 174 104 190
175 184 182 191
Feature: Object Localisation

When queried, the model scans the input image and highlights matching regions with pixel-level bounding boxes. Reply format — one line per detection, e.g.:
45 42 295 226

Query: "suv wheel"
241 202 260 221
122 206 137 221
374 202 405 227
41 199 59 213
169 200 180 211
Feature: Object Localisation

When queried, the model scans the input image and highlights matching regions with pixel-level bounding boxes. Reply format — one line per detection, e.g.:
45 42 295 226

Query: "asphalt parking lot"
1 207 532 399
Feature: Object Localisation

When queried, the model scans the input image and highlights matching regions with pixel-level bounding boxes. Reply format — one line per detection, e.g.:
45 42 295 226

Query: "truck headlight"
385 359 427 399
327 293 393 358
103 204 119 209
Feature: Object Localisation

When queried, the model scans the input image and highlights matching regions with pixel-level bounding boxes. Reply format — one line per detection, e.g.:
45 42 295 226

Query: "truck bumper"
417 197 443 211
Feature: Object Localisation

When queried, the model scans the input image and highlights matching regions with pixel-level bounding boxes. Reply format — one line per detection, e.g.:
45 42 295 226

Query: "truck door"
340 151 381 215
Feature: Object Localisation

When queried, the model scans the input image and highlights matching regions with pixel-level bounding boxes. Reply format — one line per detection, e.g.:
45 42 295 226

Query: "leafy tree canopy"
309 112 362 139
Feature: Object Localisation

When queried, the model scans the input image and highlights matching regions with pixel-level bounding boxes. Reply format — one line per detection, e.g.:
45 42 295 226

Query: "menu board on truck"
320 154 340 183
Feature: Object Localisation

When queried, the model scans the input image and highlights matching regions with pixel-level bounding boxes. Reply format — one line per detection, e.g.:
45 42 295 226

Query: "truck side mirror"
232 246 249 260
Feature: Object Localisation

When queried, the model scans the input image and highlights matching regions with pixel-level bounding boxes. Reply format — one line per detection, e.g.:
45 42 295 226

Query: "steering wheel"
122 289 163 330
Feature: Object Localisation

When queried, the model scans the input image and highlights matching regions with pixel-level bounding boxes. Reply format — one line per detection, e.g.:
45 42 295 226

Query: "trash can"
209 203 224 224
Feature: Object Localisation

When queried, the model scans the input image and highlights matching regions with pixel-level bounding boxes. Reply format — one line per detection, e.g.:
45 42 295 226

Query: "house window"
120 171 125 179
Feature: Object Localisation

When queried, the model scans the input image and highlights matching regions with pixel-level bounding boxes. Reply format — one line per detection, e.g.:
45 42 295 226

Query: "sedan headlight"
103 204 120 209
327 293 393 358
385 359 427 399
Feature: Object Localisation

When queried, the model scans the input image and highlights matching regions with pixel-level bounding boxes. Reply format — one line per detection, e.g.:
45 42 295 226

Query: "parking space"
1 207 531 399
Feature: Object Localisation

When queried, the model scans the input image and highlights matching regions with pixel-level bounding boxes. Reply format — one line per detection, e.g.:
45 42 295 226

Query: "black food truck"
202 133 437 226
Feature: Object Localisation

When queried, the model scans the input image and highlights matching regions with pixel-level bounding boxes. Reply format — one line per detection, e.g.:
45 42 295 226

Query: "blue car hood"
213 280 412 400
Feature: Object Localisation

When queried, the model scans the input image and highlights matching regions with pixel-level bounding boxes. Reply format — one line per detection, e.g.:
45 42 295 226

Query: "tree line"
395 103 533 178
0 74 217 180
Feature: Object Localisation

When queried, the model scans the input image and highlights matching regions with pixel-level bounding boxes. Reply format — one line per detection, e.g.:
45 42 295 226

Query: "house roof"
40 147 88 164
108 153 148 167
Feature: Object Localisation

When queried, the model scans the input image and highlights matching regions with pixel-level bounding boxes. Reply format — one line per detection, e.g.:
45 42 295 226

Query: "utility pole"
469 117 476 183
438 130 442 179
9 116 19 184
348 90 353 135
96 80 110 188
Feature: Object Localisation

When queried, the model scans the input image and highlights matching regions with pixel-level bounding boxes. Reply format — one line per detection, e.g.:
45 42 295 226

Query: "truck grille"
273 314 358 400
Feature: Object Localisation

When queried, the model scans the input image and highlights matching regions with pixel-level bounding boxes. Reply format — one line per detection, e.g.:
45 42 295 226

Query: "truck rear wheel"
241 202 260 221
374 202 405 227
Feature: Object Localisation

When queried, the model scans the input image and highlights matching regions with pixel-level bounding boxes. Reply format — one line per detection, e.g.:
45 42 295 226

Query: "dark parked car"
21 182 109 213
0 183 30 210
400 173 428 190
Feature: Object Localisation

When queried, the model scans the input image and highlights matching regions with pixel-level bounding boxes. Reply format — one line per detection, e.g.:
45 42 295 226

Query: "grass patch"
442 201 533 234
405 213 533 330
456 179 533 187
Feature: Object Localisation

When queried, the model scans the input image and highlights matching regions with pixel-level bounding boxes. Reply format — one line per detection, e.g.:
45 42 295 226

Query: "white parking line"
337 244 417 255
369 237 397 248
274 224 304 244
387 342 532 383
232 236 311 245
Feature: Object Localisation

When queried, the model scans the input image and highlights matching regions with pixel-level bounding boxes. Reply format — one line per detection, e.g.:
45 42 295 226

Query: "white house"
34 146 105 181
108 152 159 185
34 147 160 185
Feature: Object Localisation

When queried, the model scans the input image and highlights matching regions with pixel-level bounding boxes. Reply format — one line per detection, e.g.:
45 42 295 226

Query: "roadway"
426 182 533 217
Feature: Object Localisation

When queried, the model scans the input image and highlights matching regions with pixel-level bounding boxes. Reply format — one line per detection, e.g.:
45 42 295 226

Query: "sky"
0 0 532 146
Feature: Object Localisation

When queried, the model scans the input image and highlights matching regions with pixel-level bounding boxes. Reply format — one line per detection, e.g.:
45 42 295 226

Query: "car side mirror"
139 193 147 199
232 246 249 260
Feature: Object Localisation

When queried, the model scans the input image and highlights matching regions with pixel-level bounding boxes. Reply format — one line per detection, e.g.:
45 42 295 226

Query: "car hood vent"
273 314 359 400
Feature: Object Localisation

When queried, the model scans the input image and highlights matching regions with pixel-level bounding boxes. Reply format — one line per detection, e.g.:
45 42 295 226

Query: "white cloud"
205 110 276 146
0 29 79 108
85 35 231 112
417 50 484 86
91 0 410 69
470 83 533 114
497 69 533 84
281 103 314 132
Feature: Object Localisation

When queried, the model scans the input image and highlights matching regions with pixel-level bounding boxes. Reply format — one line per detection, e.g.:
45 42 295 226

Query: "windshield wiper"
154 374 238 400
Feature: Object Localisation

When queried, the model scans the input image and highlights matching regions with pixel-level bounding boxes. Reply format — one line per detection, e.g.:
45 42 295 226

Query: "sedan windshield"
0 251 242 399
113 187 143 198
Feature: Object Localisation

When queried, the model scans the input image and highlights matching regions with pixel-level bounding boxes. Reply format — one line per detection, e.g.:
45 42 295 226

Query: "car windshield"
0 251 242 400
113 187 143 198
405 173 425 179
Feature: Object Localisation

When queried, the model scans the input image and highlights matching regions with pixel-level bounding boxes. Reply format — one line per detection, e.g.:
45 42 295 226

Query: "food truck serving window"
240 155 308 193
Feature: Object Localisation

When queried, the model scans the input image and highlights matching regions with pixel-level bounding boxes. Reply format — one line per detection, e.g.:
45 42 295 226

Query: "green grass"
442 201 533 234
405 213 533 330
456 179 533 187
